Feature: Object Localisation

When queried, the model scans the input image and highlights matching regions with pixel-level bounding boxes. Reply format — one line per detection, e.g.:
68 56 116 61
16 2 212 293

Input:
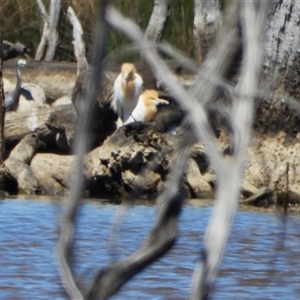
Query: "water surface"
0 198 299 299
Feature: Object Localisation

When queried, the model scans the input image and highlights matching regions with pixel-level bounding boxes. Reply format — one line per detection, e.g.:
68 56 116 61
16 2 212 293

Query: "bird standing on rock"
5 59 27 112
125 89 169 124
112 63 143 125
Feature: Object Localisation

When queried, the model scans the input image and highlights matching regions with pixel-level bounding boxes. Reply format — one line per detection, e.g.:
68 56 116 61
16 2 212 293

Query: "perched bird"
5 59 27 112
112 63 143 125
125 89 169 124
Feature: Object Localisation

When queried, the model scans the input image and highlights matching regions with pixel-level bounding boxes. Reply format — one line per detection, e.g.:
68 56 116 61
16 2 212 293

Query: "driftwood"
5 106 55 148
4 133 44 194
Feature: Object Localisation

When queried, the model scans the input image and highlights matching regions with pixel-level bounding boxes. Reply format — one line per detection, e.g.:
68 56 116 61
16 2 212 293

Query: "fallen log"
5 106 57 149
4 133 45 194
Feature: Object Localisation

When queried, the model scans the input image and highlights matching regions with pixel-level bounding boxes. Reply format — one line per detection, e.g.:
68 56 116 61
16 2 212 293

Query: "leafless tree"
67 6 88 75
57 1 271 299
35 0 61 61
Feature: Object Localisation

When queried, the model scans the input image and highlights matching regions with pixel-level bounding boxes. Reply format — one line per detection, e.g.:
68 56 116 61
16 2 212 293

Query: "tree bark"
0 34 5 192
262 0 300 99
142 0 170 89
4 106 55 148
193 0 222 64
67 6 88 75
4 133 45 194
35 0 61 61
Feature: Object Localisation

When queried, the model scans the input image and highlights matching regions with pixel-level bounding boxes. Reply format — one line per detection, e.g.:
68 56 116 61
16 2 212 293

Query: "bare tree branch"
190 2 269 298
106 2 268 299
35 0 61 61
2 41 29 61
67 6 88 75
56 1 109 299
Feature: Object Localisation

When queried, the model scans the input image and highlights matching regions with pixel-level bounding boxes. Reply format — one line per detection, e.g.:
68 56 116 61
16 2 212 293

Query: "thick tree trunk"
193 0 222 64
263 0 300 98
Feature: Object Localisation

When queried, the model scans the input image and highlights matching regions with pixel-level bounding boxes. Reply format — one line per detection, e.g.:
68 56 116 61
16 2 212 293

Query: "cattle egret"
112 63 143 124
125 89 169 124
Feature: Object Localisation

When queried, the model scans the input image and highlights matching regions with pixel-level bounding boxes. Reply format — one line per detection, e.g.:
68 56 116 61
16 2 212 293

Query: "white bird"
112 63 143 125
5 59 27 111
125 89 169 125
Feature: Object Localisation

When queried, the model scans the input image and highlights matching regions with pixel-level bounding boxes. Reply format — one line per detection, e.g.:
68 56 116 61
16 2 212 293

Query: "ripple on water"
1 199 300 299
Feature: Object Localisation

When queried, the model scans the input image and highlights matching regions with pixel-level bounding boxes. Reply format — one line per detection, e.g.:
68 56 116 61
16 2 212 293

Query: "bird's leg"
120 107 124 124
130 113 137 122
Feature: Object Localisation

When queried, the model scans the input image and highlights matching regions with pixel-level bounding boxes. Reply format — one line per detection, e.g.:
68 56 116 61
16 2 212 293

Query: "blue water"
0 198 300 299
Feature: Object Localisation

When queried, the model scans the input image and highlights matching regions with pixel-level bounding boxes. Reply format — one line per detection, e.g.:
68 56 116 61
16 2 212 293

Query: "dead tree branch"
190 2 269 298
2 41 29 61
106 2 269 299
35 0 61 61
56 1 109 299
67 6 88 75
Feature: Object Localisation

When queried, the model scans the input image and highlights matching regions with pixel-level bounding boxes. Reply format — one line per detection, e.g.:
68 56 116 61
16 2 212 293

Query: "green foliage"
0 0 210 63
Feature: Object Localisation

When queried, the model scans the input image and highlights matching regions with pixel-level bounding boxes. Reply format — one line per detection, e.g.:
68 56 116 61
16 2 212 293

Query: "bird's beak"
154 98 169 105
124 71 134 82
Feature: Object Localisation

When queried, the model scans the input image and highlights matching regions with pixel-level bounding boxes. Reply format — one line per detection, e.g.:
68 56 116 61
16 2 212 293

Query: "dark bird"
5 59 27 112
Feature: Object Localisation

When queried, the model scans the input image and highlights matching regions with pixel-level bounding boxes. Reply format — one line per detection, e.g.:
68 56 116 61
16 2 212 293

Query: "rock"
52 95 72 107
185 158 213 199
241 179 259 198
21 83 47 106
45 104 77 151
30 153 74 196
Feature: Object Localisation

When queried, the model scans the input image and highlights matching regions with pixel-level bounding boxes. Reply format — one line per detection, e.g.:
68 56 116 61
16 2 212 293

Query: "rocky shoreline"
2 60 300 211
